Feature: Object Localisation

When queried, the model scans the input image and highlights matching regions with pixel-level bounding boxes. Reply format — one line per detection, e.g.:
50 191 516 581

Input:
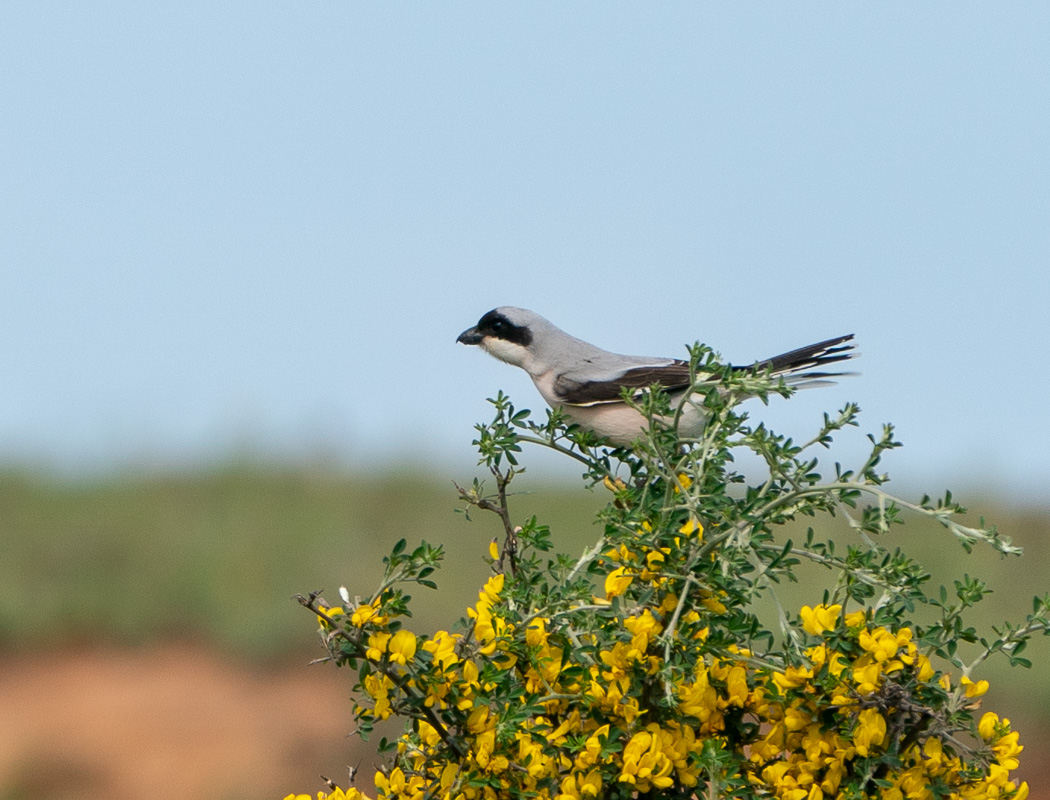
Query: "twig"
454 464 521 576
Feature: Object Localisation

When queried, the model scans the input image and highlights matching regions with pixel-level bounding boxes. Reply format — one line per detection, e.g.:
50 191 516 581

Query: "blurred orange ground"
0 644 369 800
1 644 1047 800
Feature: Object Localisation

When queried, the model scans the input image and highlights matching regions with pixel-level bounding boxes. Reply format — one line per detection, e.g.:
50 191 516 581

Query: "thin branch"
516 434 595 466
454 468 519 576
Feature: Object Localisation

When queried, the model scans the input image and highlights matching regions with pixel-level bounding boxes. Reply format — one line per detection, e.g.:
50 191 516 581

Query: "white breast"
531 373 709 446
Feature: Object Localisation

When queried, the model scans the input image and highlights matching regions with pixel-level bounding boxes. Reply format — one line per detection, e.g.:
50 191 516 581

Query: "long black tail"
737 334 857 384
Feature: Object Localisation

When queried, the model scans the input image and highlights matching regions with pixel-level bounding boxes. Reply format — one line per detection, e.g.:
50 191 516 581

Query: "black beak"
457 326 484 345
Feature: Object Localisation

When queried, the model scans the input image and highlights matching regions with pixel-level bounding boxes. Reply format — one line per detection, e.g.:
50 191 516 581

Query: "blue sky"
2 4 1048 497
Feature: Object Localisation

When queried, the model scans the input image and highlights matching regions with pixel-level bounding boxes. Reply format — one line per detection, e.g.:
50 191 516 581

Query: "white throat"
480 337 533 372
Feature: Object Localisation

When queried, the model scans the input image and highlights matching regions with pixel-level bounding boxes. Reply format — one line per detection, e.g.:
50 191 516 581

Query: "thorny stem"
965 617 1050 677
728 481 1012 554
660 574 699 702
490 464 519 576
566 538 607 583
454 466 520 576
516 434 595 467
754 543 905 592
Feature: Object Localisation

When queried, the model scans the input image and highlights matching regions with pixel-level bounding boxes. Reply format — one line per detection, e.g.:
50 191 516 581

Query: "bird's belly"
560 403 647 446
560 399 707 447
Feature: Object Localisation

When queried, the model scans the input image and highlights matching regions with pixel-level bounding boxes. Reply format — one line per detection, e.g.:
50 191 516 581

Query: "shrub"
287 349 1045 800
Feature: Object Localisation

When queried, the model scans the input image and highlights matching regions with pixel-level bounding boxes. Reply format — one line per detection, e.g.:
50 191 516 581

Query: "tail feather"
736 334 857 387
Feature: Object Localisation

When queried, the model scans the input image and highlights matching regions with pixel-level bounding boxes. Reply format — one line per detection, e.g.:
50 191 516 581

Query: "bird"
457 307 856 446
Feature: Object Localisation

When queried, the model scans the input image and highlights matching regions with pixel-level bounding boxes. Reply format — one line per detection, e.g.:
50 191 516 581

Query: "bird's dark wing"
553 361 693 406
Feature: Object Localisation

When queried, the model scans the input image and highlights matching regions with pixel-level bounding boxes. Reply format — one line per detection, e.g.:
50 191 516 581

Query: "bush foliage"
287 350 1047 800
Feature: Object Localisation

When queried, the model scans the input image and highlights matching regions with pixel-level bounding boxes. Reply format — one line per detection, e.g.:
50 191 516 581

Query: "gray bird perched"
457 307 856 446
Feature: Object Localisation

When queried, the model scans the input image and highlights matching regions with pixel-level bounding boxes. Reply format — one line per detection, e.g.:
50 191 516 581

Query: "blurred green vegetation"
1 462 1048 719
0 463 603 659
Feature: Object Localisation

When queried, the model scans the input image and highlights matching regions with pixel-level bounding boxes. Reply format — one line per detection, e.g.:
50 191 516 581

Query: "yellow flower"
852 660 882 695
701 594 727 614
316 605 345 627
335 787 370 800
417 721 441 748
624 609 662 654
979 711 1000 740
993 727 1023 769
772 665 813 690
362 673 395 719
620 727 675 790
578 724 610 768
526 617 549 647
388 629 417 665
481 573 505 602
962 676 990 698
658 592 679 614
724 665 749 707
285 791 367 800
604 543 634 563
800 604 842 636
915 654 936 682
604 567 634 598
350 602 380 628
897 767 930 800
366 632 391 661
374 767 407 797
858 626 906 662
678 669 718 720
923 736 944 767
467 576 511 656
820 759 845 795
545 710 581 745
805 644 847 678
678 516 703 537
466 705 492 734
844 610 867 628
578 768 602 797
557 775 581 800
422 630 460 670
645 548 667 572
440 763 460 790
783 705 811 732
488 539 499 560
854 708 886 756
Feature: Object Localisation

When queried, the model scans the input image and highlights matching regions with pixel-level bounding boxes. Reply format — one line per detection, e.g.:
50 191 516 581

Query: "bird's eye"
490 320 505 332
